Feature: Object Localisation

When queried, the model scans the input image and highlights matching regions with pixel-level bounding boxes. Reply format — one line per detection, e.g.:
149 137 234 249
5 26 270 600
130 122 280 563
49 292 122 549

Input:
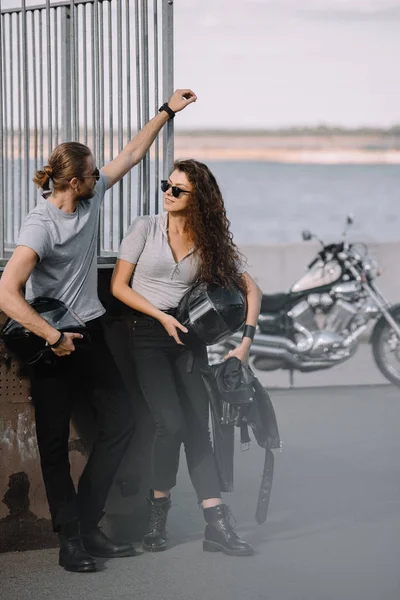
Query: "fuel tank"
290 259 342 293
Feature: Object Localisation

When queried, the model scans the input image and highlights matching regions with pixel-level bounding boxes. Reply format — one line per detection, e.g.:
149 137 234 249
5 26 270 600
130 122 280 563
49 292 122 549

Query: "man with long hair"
0 89 196 572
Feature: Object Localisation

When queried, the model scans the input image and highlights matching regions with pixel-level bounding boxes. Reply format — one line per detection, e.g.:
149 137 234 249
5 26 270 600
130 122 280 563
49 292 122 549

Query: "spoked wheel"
373 317 400 386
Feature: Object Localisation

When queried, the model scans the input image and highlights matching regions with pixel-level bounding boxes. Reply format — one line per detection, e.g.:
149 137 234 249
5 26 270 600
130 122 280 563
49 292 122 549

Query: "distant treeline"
176 126 400 137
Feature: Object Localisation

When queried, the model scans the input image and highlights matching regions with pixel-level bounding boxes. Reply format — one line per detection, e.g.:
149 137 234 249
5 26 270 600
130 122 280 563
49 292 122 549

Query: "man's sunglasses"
161 180 190 198
82 167 100 182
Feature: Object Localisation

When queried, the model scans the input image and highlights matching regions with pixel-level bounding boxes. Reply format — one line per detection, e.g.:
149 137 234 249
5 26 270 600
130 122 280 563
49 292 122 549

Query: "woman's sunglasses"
161 180 190 198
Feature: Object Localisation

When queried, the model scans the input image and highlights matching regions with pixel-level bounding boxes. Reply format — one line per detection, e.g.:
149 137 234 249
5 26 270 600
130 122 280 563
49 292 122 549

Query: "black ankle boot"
59 520 97 573
142 493 171 552
203 504 254 557
81 527 137 558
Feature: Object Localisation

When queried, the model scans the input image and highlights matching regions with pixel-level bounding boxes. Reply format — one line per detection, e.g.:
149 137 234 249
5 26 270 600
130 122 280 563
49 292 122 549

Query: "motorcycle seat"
261 293 290 313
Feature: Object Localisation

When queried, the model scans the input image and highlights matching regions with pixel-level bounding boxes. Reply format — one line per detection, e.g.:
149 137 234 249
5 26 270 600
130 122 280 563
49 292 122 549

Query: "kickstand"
289 369 294 388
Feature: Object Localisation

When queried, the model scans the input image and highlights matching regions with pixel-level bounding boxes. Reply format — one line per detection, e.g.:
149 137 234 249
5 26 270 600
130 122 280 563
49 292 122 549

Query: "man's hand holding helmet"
47 329 84 356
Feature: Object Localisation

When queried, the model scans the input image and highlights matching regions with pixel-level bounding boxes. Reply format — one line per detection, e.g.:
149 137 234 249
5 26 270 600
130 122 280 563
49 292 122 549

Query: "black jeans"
130 311 221 502
29 317 135 532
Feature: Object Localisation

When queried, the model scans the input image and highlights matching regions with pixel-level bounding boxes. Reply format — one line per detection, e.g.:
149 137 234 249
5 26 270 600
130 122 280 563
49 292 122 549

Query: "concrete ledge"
239 241 400 303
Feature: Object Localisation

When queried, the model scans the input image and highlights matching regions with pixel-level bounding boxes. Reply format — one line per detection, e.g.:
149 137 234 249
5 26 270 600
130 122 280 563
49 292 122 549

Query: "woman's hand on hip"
159 314 188 345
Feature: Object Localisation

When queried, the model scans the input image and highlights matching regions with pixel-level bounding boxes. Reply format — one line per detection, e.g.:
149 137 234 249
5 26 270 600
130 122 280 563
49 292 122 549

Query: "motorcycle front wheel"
372 317 400 386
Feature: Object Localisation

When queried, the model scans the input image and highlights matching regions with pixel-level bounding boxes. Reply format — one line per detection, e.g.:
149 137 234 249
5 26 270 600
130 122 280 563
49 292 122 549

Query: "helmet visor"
189 296 232 345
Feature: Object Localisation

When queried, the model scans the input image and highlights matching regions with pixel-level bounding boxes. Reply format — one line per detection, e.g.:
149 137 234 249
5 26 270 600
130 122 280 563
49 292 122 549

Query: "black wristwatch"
158 102 175 120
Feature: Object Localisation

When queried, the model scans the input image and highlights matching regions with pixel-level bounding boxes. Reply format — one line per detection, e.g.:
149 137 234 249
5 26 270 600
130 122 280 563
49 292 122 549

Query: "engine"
325 299 358 332
288 294 363 359
288 300 318 334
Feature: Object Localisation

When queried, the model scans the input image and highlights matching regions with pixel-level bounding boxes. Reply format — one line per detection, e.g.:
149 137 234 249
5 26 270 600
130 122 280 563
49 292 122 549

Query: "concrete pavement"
1 384 400 600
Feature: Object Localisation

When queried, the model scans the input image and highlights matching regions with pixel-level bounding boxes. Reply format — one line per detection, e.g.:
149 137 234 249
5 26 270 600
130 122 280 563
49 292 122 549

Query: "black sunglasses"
82 167 100 182
161 180 190 198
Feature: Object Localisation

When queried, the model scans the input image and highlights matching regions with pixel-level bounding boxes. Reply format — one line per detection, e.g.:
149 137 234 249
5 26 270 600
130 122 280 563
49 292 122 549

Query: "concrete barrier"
240 241 399 302
0 338 87 552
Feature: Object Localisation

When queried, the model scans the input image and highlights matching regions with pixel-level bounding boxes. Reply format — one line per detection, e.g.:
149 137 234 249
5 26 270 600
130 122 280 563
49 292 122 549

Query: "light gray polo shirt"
118 213 200 310
17 173 109 322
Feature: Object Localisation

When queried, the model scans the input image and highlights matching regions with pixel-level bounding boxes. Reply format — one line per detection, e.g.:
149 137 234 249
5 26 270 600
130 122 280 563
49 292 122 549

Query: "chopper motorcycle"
209 216 400 387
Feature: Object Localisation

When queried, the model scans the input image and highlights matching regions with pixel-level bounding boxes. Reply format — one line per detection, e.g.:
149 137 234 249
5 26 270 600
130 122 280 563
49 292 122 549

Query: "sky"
174 0 400 129
2 0 400 130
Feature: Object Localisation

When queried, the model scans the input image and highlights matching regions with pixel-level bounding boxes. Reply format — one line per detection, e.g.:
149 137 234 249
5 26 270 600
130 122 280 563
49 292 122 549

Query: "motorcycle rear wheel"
372 318 400 386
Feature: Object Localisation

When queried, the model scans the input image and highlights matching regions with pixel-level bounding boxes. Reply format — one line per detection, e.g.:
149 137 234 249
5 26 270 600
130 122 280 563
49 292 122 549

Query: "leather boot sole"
203 540 254 557
142 541 167 552
59 557 97 573
83 547 138 559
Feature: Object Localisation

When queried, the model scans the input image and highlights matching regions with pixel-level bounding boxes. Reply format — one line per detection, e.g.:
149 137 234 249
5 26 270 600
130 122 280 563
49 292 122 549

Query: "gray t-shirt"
118 213 200 310
17 172 109 322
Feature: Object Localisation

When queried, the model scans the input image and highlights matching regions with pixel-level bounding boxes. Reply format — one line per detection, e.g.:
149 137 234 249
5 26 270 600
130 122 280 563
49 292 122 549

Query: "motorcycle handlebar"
307 243 346 269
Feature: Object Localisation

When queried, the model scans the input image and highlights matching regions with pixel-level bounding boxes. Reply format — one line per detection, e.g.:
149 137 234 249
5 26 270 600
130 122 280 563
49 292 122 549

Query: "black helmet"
0 297 89 364
176 282 247 346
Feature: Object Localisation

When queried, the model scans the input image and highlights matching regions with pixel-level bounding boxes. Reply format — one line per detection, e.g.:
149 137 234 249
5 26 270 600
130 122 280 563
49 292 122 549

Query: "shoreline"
3 132 400 164
173 132 400 163
173 147 400 164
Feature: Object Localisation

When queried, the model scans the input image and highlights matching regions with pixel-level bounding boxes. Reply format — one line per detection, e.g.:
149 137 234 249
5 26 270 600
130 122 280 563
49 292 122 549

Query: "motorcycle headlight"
363 258 379 279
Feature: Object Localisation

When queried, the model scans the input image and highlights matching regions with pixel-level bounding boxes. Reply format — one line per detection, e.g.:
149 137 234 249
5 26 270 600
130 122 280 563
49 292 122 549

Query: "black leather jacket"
201 357 281 524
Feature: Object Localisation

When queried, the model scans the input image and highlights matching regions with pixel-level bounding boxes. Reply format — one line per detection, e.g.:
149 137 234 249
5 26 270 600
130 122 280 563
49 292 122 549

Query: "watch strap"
158 102 176 120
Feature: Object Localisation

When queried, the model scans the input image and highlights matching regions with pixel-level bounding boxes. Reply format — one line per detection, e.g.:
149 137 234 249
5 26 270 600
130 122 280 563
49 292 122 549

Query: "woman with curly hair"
111 159 262 556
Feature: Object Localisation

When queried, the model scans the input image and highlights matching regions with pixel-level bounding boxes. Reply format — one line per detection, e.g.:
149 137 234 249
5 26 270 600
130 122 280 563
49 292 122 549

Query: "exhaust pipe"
224 332 352 372
250 344 348 371
228 331 299 353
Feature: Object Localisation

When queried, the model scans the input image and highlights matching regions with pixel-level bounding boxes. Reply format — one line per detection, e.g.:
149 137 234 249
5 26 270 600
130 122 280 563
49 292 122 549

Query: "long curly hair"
173 159 247 293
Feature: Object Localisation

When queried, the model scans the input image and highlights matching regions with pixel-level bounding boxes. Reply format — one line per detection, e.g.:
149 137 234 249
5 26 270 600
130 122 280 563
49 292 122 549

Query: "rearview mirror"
346 214 354 226
302 230 312 241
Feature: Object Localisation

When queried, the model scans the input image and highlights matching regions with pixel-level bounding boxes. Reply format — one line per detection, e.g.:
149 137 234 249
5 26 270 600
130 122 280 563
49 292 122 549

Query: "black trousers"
29 317 135 533
130 312 221 502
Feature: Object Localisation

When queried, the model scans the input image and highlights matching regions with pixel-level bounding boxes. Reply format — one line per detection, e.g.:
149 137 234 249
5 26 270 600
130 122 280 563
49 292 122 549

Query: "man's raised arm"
102 88 197 189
